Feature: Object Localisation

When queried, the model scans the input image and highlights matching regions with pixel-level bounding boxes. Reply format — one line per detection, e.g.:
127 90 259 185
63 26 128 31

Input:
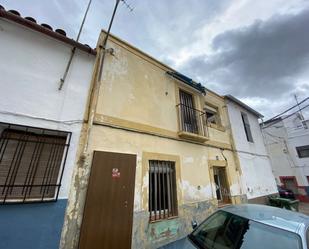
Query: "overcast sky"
1 0 309 119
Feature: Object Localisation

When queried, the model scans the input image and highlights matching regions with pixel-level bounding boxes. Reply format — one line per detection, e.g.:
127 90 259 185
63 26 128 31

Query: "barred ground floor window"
149 160 178 221
0 122 71 204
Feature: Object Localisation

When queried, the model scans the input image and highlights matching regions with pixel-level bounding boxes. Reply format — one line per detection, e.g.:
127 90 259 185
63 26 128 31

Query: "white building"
0 6 95 249
262 111 309 201
225 95 278 203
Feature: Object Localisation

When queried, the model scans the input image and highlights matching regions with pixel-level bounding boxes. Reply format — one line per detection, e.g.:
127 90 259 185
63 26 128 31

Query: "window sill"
178 131 209 142
149 215 179 223
208 123 225 132
0 197 56 204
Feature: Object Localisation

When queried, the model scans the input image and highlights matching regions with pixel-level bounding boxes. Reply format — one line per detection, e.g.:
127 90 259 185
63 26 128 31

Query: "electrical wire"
262 103 309 129
263 97 309 123
0 110 83 125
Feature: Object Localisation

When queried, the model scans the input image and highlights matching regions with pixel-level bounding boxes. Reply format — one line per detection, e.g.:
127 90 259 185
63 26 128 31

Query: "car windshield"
189 210 302 249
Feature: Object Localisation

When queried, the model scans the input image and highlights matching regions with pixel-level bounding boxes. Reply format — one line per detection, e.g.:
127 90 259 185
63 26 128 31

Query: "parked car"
278 185 296 199
160 204 309 249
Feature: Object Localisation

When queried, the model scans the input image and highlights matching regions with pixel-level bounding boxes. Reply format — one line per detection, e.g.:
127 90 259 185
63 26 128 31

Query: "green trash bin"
268 196 299 211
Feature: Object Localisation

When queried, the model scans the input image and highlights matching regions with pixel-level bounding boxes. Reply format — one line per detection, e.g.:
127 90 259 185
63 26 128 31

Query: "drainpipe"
82 0 121 155
222 104 244 197
59 1 123 248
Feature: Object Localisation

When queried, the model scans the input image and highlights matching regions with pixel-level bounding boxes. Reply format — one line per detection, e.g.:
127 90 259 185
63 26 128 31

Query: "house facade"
61 31 247 249
262 112 309 201
225 95 278 204
0 7 95 249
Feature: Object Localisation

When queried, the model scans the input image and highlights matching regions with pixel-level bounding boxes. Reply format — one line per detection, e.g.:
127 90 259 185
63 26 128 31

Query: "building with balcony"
61 31 247 249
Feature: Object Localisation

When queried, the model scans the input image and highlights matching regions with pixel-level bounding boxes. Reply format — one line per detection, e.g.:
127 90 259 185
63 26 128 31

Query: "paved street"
299 202 309 216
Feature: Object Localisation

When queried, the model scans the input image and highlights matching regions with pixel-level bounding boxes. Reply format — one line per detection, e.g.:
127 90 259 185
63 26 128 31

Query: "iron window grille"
0 122 71 204
149 160 178 221
296 145 309 158
177 90 207 137
241 112 254 142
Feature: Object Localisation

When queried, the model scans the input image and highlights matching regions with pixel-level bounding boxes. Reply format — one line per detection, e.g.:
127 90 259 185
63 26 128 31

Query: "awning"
166 71 206 94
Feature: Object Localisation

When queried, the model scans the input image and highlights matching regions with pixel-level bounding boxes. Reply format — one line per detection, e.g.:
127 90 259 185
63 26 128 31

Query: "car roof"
221 204 309 233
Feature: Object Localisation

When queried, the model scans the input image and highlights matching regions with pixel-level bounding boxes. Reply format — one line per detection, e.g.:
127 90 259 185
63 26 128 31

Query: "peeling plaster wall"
87 125 243 248
61 33 244 248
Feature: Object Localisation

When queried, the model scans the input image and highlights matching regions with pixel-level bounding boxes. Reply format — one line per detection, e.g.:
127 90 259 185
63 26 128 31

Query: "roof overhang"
0 7 96 55
225 94 264 118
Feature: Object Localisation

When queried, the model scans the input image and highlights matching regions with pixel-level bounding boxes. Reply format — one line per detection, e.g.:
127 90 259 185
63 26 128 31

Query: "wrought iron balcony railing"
176 103 208 140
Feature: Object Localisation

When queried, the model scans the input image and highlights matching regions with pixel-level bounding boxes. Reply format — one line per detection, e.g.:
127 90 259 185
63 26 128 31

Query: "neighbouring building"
225 95 278 204
0 7 95 249
262 111 309 201
60 31 247 249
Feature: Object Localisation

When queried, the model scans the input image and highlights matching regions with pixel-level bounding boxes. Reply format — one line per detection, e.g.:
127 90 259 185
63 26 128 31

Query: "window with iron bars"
0 122 71 204
149 160 178 221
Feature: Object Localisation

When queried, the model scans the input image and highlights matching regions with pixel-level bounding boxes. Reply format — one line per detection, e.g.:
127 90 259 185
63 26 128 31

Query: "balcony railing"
176 103 208 141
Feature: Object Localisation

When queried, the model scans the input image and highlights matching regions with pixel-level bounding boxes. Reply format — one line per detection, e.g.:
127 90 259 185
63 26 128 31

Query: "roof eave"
225 94 264 118
0 9 96 55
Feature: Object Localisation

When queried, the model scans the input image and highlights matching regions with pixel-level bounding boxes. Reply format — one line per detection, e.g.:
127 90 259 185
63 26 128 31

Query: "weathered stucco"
61 31 245 248
132 200 217 249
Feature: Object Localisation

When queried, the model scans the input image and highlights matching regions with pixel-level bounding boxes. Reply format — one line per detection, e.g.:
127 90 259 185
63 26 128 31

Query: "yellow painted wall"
60 31 246 248
96 35 232 147
91 32 244 211
88 125 243 213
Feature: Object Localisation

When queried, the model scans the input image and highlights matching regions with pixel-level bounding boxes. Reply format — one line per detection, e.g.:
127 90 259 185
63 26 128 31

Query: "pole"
294 94 304 119
59 0 93 90
97 0 121 82
83 0 122 154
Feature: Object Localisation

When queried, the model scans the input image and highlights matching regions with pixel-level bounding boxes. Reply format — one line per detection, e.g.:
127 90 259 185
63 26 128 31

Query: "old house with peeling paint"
60 31 247 249
0 7 95 249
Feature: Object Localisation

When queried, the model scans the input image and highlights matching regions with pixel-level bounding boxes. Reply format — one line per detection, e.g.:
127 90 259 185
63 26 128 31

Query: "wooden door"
79 151 136 249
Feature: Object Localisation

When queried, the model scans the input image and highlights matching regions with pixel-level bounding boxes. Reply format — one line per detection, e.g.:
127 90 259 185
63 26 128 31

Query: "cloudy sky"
1 0 309 119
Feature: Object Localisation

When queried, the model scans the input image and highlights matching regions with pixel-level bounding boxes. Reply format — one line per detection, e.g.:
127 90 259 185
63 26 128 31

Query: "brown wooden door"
79 151 136 249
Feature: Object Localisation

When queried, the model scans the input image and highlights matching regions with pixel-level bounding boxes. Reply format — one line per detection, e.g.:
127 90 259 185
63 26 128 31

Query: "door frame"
78 150 136 249
208 160 231 204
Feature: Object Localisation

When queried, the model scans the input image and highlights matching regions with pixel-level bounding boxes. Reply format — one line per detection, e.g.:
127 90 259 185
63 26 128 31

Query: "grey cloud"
2 0 308 118
83 0 231 59
181 8 309 100
2 0 231 56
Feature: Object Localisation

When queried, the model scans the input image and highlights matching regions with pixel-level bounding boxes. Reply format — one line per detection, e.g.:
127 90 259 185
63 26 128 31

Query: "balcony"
176 103 209 142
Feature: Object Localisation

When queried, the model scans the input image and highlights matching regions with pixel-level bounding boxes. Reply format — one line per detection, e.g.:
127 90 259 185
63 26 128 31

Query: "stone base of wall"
132 199 217 249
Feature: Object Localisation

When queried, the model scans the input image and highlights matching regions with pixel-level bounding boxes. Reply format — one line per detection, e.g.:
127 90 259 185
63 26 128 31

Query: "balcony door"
179 90 198 134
